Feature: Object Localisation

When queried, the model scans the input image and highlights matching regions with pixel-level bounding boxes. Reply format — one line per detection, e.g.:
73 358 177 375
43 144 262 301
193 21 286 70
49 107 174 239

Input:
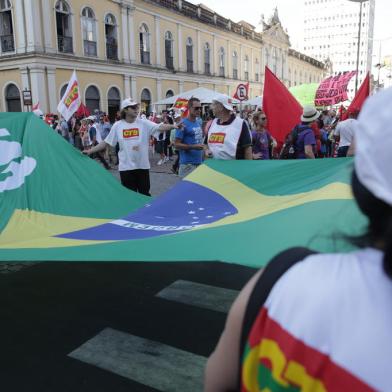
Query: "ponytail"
351 171 392 279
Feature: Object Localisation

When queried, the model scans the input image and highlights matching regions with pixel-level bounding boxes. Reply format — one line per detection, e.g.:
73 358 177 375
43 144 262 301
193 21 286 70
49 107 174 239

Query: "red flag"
343 72 370 120
262 67 302 144
75 102 90 118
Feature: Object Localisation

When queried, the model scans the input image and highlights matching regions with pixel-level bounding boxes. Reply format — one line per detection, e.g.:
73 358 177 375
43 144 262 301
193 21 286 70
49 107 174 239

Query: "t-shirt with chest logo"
105 119 160 171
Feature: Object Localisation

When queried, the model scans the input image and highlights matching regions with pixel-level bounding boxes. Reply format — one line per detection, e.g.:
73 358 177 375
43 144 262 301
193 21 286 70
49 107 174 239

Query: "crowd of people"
34 93 359 196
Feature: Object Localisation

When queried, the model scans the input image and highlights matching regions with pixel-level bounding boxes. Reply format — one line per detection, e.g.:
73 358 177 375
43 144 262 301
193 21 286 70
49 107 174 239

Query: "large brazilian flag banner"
0 113 366 267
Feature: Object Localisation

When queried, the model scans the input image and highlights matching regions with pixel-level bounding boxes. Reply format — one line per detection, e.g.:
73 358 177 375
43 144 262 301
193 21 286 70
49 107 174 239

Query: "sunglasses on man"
192 106 202 110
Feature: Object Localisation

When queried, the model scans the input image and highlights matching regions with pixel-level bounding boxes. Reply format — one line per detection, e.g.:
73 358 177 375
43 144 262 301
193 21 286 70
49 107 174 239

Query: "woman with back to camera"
204 87 392 391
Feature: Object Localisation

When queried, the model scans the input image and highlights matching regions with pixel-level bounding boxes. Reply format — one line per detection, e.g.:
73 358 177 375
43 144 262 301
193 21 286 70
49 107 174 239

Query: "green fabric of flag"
0 114 366 267
289 83 319 107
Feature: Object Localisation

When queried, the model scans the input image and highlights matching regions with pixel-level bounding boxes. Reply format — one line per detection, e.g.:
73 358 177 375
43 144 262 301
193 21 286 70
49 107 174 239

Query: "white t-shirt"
264 248 392 391
334 118 358 147
105 119 160 171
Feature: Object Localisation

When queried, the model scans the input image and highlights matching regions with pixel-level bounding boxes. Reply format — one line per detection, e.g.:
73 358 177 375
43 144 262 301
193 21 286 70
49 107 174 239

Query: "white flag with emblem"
57 71 81 121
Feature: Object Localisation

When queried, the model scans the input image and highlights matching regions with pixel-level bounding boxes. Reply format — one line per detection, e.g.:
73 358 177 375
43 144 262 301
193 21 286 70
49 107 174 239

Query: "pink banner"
315 71 357 106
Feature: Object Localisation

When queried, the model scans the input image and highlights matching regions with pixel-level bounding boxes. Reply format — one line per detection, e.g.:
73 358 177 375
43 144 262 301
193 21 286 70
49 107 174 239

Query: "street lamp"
348 0 369 93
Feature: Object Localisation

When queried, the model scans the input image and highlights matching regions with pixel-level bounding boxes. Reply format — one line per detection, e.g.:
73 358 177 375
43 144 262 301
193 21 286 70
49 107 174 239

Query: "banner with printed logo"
315 71 357 107
57 71 82 121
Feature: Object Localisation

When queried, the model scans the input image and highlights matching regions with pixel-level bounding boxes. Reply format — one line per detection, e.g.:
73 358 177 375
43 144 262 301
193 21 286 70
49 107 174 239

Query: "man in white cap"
84 98 179 196
206 94 252 160
292 105 319 159
205 87 392 392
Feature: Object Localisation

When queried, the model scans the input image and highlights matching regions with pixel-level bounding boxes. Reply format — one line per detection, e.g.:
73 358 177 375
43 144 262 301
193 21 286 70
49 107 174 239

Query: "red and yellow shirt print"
208 132 226 144
122 128 140 139
241 307 374 392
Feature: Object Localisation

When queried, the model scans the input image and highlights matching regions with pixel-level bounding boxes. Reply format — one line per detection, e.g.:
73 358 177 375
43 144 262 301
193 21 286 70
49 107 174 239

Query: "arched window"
165 90 174 98
204 42 210 75
0 0 14 53
139 23 150 64
85 85 100 113
107 87 120 123
82 7 97 56
55 0 72 53
232 51 238 79
140 88 151 114
244 55 249 81
105 14 117 60
60 84 68 100
255 58 260 81
186 37 193 73
218 47 225 77
5 83 21 112
164 31 173 69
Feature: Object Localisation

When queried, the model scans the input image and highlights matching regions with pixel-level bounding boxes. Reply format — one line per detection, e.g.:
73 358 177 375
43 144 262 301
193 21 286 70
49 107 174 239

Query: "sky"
188 0 392 58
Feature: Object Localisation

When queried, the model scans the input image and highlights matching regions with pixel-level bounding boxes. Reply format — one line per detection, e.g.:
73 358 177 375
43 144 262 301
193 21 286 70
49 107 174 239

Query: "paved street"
0 260 255 391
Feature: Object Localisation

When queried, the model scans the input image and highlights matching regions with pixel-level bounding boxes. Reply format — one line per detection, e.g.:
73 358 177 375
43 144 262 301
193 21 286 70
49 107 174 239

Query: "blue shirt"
175 118 204 165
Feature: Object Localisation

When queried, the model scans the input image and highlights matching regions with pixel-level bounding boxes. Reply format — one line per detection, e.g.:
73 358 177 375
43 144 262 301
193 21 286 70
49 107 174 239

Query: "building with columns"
0 0 326 117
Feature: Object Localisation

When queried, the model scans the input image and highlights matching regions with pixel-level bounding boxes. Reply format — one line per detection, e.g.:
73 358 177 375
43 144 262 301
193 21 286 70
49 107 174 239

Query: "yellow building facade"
0 0 326 117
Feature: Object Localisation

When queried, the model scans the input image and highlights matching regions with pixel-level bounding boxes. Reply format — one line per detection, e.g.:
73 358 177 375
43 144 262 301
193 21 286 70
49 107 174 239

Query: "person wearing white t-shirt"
334 111 359 157
205 88 392 392
84 98 178 195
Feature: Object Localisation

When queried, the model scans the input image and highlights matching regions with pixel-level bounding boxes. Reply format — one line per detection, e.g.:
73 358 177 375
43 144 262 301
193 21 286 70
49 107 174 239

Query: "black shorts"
119 169 151 196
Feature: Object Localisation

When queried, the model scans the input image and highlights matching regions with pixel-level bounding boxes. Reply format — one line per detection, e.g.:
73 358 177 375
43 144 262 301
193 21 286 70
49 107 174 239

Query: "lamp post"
348 0 368 93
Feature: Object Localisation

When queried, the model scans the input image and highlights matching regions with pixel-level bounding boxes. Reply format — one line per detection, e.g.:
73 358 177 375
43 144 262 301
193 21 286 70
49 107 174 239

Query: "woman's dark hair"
351 170 392 278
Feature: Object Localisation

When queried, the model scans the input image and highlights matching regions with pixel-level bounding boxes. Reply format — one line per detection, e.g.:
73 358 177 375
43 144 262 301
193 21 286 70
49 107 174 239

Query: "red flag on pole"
342 72 370 120
262 67 302 144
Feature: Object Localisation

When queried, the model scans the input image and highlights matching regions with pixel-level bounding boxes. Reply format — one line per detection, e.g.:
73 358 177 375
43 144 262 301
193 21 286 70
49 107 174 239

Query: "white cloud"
0 140 22 165
0 157 37 193
0 128 10 137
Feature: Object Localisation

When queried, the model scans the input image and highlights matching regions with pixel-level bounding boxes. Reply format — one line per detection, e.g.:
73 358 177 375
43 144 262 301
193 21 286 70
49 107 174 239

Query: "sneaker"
163 156 170 163
157 159 163 165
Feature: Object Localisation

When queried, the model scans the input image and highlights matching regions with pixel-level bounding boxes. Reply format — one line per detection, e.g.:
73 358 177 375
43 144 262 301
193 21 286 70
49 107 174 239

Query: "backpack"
279 126 299 159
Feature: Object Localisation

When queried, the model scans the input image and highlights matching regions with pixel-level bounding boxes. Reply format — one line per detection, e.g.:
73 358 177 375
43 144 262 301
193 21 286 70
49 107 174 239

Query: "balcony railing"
187 60 193 73
106 43 118 60
140 50 150 64
166 56 174 69
219 66 225 77
1 34 14 52
204 63 210 75
84 40 97 56
57 35 73 53
233 69 238 79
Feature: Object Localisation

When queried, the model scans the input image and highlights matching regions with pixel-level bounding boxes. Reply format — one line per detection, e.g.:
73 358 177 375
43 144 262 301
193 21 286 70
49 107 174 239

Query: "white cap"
212 94 233 111
120 98 138 110
354 87 392 206
86 115 96 121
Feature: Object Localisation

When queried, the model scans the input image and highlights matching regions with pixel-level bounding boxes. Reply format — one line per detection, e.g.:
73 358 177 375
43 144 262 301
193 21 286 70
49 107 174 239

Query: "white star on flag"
198 207 205 211
187 200 194 204
188 211 195 214
206 215 213 219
